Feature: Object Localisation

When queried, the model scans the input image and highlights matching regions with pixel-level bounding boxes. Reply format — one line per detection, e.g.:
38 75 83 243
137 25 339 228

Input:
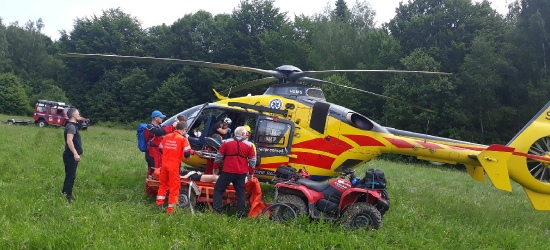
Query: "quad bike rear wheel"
341 202 382 230
271 194 307 222
178 187 197 209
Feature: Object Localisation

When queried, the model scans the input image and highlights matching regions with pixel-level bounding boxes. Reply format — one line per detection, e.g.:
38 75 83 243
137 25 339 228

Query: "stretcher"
146 177 231 209
146 175 266 216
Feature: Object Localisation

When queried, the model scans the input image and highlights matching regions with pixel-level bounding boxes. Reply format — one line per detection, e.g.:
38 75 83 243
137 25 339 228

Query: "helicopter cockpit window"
346 112 374 130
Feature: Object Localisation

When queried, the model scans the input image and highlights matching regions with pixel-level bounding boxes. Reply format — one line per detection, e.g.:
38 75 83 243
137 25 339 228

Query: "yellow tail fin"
465 165 485 182
524 188 550 210
476 144 514 191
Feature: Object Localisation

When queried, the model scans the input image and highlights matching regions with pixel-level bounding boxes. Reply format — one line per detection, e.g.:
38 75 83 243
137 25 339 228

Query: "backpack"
361 169 387 189
275 165 299 180
136 123 152 152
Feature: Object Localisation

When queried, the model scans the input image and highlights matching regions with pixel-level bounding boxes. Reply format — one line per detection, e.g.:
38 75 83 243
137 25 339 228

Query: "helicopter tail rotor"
470 101 550 210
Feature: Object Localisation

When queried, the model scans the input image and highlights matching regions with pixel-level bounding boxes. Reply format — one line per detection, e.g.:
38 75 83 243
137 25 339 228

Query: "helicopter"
63 53 550 210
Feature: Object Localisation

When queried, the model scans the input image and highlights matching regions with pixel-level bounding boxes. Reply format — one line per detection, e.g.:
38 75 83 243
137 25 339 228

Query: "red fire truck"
33 100 90 129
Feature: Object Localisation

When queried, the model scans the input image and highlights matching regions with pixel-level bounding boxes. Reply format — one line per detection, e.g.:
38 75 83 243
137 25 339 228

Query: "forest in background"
0 0 549 145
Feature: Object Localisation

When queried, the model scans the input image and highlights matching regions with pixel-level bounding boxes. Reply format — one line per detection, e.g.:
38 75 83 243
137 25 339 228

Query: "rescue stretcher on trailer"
146 175 266 216
145 137 267 216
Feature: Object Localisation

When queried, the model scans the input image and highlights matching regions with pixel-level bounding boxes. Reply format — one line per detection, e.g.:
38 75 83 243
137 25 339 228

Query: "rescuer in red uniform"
212 126 256 217
144 110 176 196
156 122 194 214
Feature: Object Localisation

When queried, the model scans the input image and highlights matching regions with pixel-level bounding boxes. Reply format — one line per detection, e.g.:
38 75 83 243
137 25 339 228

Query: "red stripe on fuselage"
485 144 515 152
513 152 550 162
343 135 385 147
293 137 353 155
258 162 287 170
416 141 444 149
448 145 485 151
289 152 335 170
384 137 415 148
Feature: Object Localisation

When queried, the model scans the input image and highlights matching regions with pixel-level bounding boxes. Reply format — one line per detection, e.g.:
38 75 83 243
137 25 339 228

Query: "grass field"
1 114 550 249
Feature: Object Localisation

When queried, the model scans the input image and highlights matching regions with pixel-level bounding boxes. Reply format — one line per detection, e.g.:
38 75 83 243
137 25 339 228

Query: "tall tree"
0 19 12 73
388 0 505 72
5 19 62 80
229 0 288 67
459 33 517 143
333 0 352 21
509 0 550 83
58 8 148 110
0 73 31 115
383 50 465 139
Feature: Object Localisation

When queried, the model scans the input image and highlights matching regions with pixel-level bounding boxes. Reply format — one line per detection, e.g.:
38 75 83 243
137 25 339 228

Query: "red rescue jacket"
213 137 256 175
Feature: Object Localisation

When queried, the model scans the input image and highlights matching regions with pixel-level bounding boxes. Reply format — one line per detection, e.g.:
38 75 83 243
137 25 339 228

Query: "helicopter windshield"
162 104 204 128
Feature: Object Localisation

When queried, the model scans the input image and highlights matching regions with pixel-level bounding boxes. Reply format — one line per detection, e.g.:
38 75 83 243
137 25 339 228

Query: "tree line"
0 0 549 145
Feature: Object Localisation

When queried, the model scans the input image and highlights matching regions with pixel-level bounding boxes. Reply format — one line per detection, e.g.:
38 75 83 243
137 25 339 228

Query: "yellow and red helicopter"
64 53 550 210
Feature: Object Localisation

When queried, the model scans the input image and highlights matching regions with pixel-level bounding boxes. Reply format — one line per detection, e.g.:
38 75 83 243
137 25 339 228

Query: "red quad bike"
271 166 390 230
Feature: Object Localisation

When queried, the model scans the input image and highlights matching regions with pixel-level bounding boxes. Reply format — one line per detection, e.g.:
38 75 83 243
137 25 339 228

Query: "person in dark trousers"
62 108 83 203
144 110 176 195
212 126 256 217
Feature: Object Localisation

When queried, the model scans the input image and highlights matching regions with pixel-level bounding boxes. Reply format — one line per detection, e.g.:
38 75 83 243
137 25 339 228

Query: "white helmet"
223 117 232 125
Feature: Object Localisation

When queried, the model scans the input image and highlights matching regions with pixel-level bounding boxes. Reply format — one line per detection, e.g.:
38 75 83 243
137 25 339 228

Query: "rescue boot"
156 199 165 210
166 206 174 214
236 210 245 219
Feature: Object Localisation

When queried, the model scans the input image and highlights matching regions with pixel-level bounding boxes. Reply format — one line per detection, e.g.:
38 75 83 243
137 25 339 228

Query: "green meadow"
1 114 549 249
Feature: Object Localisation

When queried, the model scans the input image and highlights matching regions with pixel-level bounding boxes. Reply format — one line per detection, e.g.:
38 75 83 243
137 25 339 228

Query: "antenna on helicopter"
424 119 430 143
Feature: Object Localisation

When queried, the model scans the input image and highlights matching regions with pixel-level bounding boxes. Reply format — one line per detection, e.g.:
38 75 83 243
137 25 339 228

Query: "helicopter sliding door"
253 115 295 178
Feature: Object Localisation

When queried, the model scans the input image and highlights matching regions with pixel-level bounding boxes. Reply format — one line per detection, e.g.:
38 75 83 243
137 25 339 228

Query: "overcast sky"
2 0 510 41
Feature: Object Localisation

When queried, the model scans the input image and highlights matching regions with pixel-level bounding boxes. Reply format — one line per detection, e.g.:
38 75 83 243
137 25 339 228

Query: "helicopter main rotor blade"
219 77 278 96
299 77 436 113
333 82 436 113
289 69 452 81
298 77 335 84
61 53 285 78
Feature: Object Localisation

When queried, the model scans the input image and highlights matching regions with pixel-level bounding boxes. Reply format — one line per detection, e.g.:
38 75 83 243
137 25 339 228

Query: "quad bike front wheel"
178 187 197 209
341 202 382 230
271 194 307 222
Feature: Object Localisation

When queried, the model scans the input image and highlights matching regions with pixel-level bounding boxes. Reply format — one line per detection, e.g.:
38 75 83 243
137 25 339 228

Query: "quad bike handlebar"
340 169 362 187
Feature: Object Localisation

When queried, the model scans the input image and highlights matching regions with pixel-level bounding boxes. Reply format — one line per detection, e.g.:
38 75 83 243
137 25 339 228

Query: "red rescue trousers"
156 162 180 205
148 147 163 175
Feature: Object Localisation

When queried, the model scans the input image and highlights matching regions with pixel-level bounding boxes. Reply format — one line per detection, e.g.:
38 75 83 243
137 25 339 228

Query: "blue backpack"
136 123 152 152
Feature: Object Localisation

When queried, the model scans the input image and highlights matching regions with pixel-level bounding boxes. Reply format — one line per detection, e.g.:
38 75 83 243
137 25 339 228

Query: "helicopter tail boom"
384 101 550 210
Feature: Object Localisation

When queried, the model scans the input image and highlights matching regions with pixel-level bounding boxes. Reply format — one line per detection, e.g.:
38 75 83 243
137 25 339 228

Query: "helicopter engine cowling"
263 84 325 100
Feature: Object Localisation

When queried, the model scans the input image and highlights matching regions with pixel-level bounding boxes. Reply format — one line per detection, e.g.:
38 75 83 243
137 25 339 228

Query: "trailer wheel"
37 119 47 127
341 202 382 230
271 194 307 222
178 187 197 209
